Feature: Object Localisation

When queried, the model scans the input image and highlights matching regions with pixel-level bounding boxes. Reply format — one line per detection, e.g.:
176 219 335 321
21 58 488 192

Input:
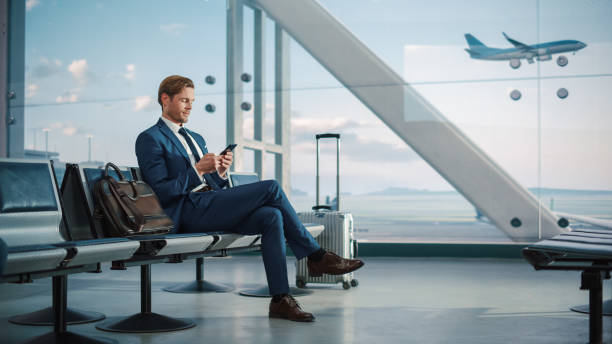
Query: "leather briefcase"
93 162 173 237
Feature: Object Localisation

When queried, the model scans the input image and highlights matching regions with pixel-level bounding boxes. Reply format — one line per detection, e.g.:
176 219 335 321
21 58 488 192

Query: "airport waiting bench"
0 158 140 343
0 158 325 342
523 229 612 344
61 162 266 333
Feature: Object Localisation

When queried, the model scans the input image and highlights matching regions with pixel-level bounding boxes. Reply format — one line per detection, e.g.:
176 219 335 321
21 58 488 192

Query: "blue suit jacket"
135 118 228 232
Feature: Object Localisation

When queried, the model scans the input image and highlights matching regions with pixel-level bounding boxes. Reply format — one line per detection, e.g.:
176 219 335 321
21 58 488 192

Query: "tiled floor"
0 256 610 343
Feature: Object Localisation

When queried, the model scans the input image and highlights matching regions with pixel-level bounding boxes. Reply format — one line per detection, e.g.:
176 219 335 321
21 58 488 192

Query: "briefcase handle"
104 162 139 199
104 162 127 181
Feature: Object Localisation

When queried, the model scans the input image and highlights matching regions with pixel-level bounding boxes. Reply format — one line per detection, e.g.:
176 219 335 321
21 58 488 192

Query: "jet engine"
537 54 552 61
509 58 521 69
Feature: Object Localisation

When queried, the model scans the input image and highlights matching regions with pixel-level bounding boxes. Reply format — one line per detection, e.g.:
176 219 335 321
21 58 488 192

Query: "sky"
21 0 612 196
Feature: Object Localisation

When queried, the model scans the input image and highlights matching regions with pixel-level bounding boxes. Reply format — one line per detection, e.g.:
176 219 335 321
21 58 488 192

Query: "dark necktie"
178 127 216 189
178 127 201 161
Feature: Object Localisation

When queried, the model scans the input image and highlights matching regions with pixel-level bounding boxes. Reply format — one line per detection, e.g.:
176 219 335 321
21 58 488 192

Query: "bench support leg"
570 280 612 316
163 257 235 293
96 264 195 333
22 275 116 344
9 277 105 326
581 271 603 344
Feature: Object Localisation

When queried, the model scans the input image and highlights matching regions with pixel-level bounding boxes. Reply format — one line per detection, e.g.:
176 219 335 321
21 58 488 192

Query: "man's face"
162 87 194 125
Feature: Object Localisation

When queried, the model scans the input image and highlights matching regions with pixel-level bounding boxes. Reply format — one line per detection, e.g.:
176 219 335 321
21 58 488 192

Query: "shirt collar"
160 116 183 134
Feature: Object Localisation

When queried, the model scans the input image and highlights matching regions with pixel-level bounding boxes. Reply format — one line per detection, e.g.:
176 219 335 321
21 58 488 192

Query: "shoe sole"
269 312 315 322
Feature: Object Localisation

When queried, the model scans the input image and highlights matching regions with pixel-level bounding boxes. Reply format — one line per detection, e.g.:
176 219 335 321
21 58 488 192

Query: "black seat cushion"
83 167 133 200
0 162 58 213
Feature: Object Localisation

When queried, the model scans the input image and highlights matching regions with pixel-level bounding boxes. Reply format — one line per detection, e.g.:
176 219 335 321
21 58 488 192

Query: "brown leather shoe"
307 251 364 277
269 295 315 322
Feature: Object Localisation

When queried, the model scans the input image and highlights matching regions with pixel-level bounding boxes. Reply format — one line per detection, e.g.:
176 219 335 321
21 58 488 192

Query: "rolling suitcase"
296 133 359 290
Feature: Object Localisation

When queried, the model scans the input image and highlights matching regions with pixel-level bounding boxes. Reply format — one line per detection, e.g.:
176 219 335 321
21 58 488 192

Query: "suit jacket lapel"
156 119 190 162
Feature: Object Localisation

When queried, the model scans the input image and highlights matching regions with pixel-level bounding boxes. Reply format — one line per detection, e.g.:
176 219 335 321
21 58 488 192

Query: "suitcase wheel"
350 279 359 287
296 279 306 289
342 281 351 290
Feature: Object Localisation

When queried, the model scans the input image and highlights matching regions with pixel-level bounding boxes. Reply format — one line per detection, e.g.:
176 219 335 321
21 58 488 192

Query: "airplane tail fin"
464 33 488 51
464 48 481 58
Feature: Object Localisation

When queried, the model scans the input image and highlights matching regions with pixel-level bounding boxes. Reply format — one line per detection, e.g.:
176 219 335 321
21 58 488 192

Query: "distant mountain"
291 188 308 196
363 186 612 196
528 187 612 195
366 187 431 195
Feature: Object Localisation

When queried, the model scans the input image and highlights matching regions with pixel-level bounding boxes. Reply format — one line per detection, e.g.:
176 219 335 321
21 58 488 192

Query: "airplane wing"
503 32 533 52
555 211 612 230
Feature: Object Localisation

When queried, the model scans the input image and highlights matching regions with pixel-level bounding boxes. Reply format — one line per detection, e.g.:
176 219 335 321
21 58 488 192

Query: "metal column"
227 0 292 195
253 8 265 180
274 23 291 195
2 0 25 158
226 0 245 172
0 0 7 157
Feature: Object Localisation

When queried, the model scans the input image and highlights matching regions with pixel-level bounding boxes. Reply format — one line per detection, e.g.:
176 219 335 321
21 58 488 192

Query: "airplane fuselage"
471 40 586 61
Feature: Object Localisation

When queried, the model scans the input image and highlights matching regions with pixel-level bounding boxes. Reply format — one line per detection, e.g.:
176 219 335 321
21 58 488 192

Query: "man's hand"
195 153 220 175
217 151 233 178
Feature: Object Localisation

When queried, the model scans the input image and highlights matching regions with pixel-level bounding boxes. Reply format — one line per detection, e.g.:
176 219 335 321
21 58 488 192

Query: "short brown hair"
158 75 194 109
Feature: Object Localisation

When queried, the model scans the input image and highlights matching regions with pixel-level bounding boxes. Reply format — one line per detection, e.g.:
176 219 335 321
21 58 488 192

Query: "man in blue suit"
136 75 363 322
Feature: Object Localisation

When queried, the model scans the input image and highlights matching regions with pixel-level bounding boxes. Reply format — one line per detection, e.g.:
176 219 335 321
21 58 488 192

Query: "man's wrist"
217 170 228 180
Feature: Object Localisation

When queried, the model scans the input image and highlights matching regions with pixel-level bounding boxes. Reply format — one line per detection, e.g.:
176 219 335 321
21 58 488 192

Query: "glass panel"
21 0 610 243
264 152 276 180
25 0 227 166
539 0 612 232
241 148 255 173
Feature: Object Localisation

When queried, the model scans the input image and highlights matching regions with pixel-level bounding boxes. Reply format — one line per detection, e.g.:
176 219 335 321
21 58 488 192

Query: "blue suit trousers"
180 180 320 295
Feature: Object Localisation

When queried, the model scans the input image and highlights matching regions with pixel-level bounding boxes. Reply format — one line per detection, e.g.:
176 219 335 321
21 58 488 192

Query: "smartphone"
220 144 237 155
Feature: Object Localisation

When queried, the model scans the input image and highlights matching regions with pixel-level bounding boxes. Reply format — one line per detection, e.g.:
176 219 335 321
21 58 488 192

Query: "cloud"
62 126 78 136
45 122 81 136
26 0 39 11
160 23 187 36
55 89 79 103
67 59 89 85
26 84 38 99
290 115 418 163
133 95 157 112
30 58 62 79
124 64 135 81
291 116 367 143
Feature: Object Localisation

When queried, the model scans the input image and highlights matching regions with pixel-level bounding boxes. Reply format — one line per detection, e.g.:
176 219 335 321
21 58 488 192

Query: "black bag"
93 163 173 237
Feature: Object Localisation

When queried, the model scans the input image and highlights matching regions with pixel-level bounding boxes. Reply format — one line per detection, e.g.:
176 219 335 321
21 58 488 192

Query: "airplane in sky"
464 32 587 69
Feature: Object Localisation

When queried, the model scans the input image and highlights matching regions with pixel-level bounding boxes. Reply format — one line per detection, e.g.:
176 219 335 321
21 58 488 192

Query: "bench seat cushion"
208 233 258 251
118 233 216 256
524 230 612 269
3 247 67 276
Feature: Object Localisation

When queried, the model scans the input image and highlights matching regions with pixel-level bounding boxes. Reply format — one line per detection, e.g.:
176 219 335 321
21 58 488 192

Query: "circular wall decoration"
557 88 569 99
241 102 252 111
241 73 252 82
205 104 216 113
510 89 522 101
205 75 216 85
556 55 568 67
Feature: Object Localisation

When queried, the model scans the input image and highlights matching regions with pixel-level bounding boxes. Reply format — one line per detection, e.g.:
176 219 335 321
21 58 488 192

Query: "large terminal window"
20 0 612 243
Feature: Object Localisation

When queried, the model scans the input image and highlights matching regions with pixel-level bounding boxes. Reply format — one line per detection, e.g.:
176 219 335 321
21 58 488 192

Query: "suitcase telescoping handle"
315 133 340 211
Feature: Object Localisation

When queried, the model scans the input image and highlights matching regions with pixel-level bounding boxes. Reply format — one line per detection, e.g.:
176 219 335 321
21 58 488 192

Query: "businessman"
136 75 363 322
